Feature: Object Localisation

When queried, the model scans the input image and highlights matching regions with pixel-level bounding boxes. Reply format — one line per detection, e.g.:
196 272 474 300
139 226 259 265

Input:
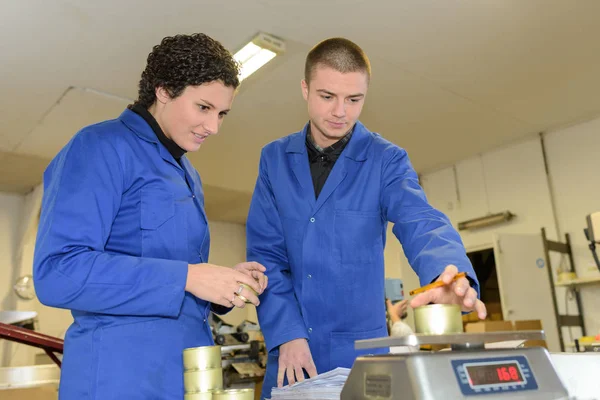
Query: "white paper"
390 345 420 354
484 340 526 349
268 367 350 400
550 353 600 400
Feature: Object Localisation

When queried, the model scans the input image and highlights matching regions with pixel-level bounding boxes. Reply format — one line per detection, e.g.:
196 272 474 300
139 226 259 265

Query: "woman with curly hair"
33 33 267 399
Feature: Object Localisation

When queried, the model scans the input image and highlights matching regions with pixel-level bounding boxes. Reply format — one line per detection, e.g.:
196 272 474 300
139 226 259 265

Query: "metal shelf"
541 228 587 353
555 275 600 287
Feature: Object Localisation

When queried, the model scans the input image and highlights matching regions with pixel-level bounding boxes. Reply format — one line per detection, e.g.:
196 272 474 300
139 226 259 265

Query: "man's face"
302 65 368 147
153 81 235 152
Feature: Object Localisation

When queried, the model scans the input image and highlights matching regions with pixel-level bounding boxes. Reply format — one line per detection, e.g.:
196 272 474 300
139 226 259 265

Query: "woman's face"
151 81 236 152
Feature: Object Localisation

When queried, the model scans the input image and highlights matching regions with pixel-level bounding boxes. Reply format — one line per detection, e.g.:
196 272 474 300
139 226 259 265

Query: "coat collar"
285 121 371 161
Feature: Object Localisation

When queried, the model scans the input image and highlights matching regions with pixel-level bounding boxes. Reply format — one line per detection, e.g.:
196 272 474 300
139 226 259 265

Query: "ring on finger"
236 284 244 295
237 294 248 303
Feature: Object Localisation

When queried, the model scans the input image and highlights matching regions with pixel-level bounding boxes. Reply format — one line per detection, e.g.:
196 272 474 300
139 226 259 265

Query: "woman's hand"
185 262 266 308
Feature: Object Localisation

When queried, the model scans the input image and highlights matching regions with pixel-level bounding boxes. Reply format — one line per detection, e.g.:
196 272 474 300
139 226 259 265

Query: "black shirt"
130 104 186 160
306 125 353 199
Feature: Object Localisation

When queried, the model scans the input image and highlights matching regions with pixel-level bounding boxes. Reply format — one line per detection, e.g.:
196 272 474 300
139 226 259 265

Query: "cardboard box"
465 320 514 333
489 313 503 321
462 312 480 323
464 319 547 349
485 302 503 316
514 320 547 349
513 320 542 330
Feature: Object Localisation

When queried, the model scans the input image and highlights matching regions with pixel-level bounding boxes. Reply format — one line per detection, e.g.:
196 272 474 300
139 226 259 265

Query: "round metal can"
183 368 223 393
183 345 222 371
239 283 258 303
414 304 463 335
212 388 254 400
184 391 214 400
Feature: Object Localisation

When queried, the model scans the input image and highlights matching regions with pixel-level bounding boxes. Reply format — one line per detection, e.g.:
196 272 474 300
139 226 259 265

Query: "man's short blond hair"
304 38 371 85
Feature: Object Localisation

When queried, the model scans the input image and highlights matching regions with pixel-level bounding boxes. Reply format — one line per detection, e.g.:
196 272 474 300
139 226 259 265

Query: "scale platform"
341 330 569 399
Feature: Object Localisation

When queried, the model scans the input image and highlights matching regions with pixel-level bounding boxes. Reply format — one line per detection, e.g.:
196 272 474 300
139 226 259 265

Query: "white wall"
415 121 600 341
0 192 23 309
390 138 567 335
5 185 59 367
420 137 559 250
382 135 564 333
0 191 25 366
544 116 600 337
208 220 258 327
421 138 575 329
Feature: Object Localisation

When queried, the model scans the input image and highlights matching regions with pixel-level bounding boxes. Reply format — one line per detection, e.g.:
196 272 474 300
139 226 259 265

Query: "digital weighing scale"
341 330 569 399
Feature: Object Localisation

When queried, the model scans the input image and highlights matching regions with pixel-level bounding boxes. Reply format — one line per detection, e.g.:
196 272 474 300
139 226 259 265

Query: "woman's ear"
155 87 171 104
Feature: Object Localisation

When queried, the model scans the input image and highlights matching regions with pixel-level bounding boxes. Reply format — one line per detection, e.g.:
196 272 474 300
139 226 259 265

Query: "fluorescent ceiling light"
233 32 285 82
235 43 276 81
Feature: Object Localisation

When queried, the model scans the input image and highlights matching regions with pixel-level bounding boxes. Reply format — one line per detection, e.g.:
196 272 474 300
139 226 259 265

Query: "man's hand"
409 265 487 319
233 261 268 293
278 338 318 387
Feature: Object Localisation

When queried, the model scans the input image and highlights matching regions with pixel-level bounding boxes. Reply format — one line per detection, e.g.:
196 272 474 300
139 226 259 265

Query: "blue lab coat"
246 122 479 399
34 109 219 399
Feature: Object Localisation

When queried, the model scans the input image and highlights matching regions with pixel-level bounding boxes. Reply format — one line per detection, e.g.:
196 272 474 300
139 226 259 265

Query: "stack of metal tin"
183 345 223 399
183 345 255 400
212 388 254 399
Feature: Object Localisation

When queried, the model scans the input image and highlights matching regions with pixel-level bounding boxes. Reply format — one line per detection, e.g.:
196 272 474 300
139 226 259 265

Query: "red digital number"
496 366 520 382
509 366 519 381
496 367 511 381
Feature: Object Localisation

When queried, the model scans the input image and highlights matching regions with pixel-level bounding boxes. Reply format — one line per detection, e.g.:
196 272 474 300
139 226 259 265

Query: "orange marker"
409 272 467 296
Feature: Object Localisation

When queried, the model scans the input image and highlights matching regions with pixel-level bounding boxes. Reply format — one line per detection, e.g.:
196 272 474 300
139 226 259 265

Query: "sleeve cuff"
211 303 233 315
165 261 189 317
267 329 309 356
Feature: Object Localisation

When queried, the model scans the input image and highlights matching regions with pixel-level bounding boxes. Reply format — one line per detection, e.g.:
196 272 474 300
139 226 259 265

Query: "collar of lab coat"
285 121 371 161
119 108 183 170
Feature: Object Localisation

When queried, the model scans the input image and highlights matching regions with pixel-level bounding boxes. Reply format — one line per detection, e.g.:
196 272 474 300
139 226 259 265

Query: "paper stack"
268 367 350 400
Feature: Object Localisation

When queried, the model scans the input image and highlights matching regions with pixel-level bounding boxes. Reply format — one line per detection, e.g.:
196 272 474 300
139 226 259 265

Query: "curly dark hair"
134 33 240 108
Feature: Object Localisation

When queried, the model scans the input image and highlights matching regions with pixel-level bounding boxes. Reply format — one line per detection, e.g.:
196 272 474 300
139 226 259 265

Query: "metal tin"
183 345 222 371
183 368 223 393
414 304 463 335
184 392 214 400
239 283 258 303
212 388 254 400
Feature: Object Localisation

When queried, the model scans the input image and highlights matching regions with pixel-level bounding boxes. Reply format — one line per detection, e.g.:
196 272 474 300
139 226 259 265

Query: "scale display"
466 362 524 386
451 355 538 396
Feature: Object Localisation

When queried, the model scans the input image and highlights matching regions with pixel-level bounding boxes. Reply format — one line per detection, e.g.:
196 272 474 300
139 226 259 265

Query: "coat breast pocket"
334 210 383 264
140 189 178 257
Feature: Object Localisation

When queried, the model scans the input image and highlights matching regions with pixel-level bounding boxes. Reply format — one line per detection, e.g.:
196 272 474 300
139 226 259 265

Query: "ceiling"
2 0 600 223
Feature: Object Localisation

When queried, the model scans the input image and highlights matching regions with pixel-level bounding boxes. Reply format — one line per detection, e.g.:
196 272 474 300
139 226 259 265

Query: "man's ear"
301 79 309 101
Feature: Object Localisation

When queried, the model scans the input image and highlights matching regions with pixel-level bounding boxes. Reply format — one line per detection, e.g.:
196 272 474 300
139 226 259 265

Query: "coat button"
310 217 315 223
307 274 312 279
308 328 313 333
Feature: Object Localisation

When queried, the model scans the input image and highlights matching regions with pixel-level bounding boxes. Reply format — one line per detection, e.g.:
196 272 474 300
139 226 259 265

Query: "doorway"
467 247 503 319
